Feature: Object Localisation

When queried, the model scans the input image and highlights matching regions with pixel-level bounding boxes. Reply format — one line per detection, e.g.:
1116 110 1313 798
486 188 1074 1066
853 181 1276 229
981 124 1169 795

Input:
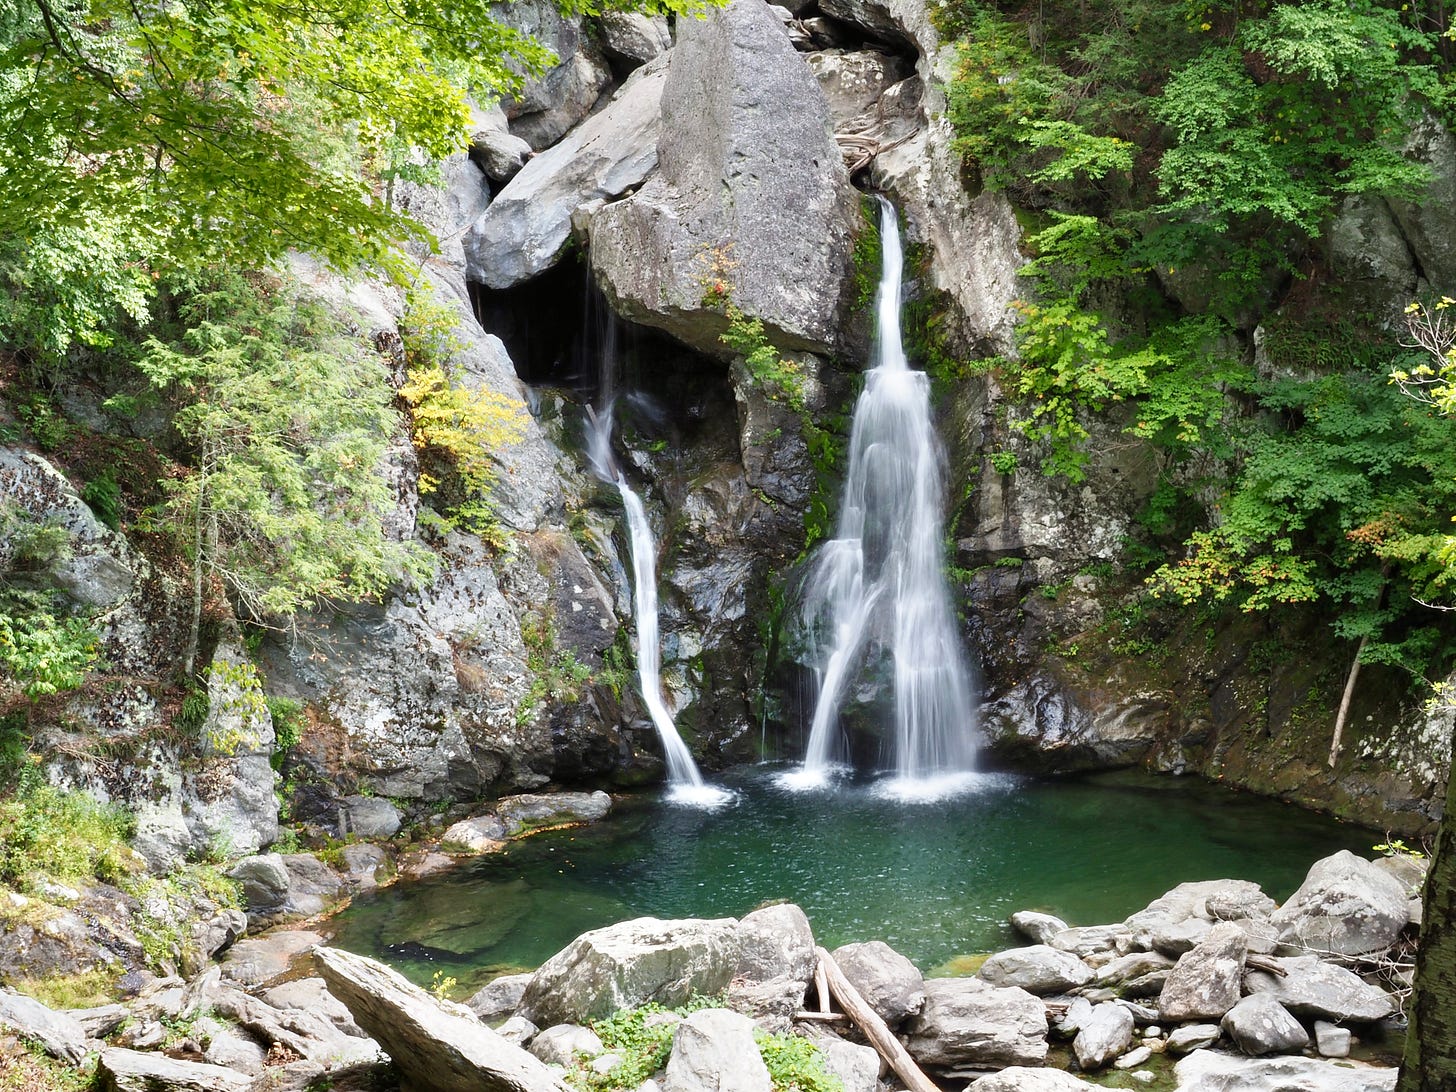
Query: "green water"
326 767 1379 995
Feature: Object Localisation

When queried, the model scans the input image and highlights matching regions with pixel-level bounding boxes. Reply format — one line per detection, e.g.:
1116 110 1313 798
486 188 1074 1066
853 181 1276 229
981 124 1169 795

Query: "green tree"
133 270 433 674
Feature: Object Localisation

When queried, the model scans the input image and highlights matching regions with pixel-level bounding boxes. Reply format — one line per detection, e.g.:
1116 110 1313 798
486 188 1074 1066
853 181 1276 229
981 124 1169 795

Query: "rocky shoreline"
0 826 1422 1092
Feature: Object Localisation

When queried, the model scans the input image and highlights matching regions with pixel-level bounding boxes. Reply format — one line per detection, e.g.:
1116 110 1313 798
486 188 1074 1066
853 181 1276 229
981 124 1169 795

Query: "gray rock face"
518 917 741 1027
219 931 323 988
1389 114 1456 292
903 977 1048 1069
1158 922 1247 1022
1096 951 1174 987
466 58 667 289
589 0 858 358
471 103 536 184
98 1048 254 1092
969 1069 1099 1092
1243 955 1395 1022
498 0 613 150
0 989 89 1063
830 940 925 1026
663 1009 772 1092
1151 919 1213 957
596 12 672 65
1173 1049 1397 1092
340 796 402 840
1271 851 1410 957
442 815 509 854
1221 993 1310 1056
260 977 367 1040
1072 1003 1134 1071
736 904 816 985
229 854 290 913
806 50 914 131
469 973 534 1024
1126 880 1270 936
1329 195 1418 316
314 946 571 1092
978 945 1094 995
1010 911 1069 945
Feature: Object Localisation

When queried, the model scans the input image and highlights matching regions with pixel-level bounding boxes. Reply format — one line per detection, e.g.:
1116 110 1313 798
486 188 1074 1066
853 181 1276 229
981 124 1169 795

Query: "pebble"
1115 1046 1153 1069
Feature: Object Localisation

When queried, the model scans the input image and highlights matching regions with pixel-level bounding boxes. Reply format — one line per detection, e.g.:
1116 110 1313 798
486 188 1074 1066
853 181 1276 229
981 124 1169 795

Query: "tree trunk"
1398 733 1456 1091
1328 635 1368 768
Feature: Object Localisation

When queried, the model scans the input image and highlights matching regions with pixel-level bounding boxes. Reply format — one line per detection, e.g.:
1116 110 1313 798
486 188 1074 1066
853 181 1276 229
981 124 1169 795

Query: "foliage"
81 470 123 531
267 696 305 755
719 306 809 415
0 1037 96 1092
0 0 705 361
398 289 528 542
134 269 434 655
578 995 726 1092
0 771 136 890
515 613 594 728
754 1031 843 1092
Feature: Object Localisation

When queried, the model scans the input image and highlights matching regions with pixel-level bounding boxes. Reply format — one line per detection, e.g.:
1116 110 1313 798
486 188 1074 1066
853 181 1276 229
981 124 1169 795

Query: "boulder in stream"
1270 851 1410 957
1220 993 1311 1056
977 944 1094 994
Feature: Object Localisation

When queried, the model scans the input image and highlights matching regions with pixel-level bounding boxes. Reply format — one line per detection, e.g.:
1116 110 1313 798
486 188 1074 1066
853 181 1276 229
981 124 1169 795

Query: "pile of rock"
0 849 1417 1092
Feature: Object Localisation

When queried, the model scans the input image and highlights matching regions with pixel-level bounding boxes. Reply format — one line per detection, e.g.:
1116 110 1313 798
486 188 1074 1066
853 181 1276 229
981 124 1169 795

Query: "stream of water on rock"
329 767 1380 996
788 196 978 798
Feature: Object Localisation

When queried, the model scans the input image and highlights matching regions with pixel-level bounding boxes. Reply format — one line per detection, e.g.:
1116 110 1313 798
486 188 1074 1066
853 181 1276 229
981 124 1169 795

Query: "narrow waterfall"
787 196 979 796
587 380 731 806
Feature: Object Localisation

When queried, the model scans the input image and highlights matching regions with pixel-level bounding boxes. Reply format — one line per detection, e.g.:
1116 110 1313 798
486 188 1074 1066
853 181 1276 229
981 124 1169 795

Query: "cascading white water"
587 405 732 807
786 196 979 798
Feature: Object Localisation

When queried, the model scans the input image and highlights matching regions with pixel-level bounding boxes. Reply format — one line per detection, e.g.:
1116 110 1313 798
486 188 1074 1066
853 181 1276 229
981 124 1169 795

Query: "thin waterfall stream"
786 196 980 798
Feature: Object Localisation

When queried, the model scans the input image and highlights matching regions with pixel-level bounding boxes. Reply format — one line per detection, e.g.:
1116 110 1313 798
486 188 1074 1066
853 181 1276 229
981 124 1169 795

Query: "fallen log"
814 946 940 1092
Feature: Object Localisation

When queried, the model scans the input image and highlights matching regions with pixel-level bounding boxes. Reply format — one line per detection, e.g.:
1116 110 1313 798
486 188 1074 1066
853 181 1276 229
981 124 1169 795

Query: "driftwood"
815 959 832 1014
1246 954 1288 977
814 947 940 1092
794 1010 849 1023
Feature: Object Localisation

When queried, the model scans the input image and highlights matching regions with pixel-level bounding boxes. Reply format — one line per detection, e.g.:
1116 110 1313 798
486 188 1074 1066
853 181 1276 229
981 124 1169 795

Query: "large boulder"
496 791 613 835
97 1048 253 1092
465 58 667 289
1220 993 1310 1056
517 917 741 1026
736 904 816 985
1010 911 1069 945
1270 851 1410 957
496 0 613 151
589 0 858 358
977 945 1093 995
830 940 924 1026
1243 955 1395 1023
969 1070 1099 1092
1388 114 1456 292
0 989 89 1064
663 1009 772 1092
1157 922 1247 1022
903 977 1048 1069
1071 1003 1134 1071
1125 880 1272 936
313 946 571 1092
1173 1049 1397 1091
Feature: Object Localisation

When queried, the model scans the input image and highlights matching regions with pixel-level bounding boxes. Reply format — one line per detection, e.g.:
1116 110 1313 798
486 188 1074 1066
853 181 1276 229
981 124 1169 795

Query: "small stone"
1314 1020 1352 1058
1072 1003 1134 1070
496 1016 538 1046
1115 1045 1153 1069
1165 1023 1221 1054
1221 993 1310 1056
1143 1025 1162 1038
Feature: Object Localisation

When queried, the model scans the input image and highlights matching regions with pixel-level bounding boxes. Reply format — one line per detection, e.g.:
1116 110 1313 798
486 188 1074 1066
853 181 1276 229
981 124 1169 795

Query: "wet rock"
441 815 508 855
497 791 612 835
977 945 1094 995
531 1023 606 1065
1010 911 1069 945
314 946 571 1092
0 989 89 1064
1243 955 1395 1023
664 1009 772 1092
1165 1023 1221 1055
97 1048 254 1092
1072 1003 1134 1071
518 917 741 1026
830 940 925 1026
968 1069 1099 1091
1173 1049 1396 1091
1157 922 1247 1022
468 973 533 1024
466 59 666 289
1271 851 1410 957
589 0 858 359
1221 993 1310 1056
903 977 1048 1069
219 930 323 988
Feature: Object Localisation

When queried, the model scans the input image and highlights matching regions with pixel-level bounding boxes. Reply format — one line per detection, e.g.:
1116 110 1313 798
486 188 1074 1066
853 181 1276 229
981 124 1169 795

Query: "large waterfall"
588 396 731 807
787 196 980 797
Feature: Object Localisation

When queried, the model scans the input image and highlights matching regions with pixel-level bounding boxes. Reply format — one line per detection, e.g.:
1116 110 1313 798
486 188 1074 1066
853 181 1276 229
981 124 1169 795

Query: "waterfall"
786 196 980 798
587 389 731 807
